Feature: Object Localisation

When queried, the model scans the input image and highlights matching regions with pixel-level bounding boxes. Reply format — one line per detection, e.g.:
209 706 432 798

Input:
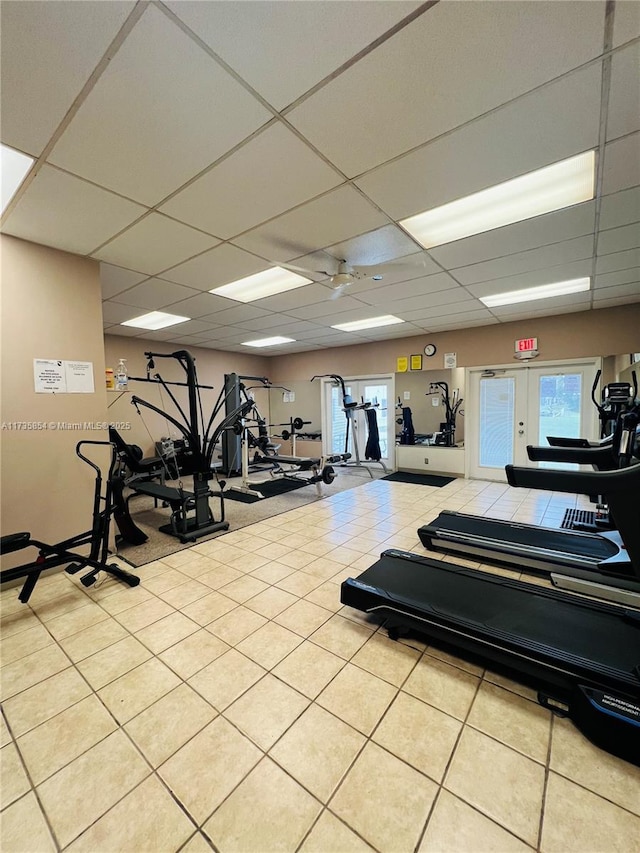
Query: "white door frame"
465 357 601 481
320 373 396 470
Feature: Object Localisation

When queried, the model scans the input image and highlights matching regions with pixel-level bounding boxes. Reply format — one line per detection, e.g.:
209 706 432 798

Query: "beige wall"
268 304 640 381
0 235 108 558
104 336 271 456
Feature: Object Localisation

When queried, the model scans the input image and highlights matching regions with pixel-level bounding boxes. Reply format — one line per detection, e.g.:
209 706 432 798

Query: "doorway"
321 375 395 470
466 359 600 482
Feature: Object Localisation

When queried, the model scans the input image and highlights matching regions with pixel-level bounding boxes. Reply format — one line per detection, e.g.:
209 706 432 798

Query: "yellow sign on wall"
410 354 423 371
396 356 408 373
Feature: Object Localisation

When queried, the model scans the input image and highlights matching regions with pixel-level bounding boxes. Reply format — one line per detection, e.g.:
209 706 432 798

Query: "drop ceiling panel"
612 0 640 47
381 288 476 316
325 225 422 268
606 43 640 141
425 317 499 331
253 282 337 312
102 301 147 325
160 123 343 238
209 325 254 340
355 63 602 219
100 264 148 300
234 186 388 261
595 248 640 274
1 166 145 256
465 259 593 300
232 313 296 332
358 273 460 305
408 298 483 321
93 213 219 276
598 188 640 231
131 328 189 342
48 5 270 206
594 293 640 309
105 324 147 337
288 1 605 176
202 305 274 326
451 236 595 286
429 203 596 269
165 292 235 319
0 0 136 155
162 243 268 290
285 295 372 320
422 308 495 326
112 279 199 310
601 133 640 196
594 267 640 289
164 319 217 336
597 223 640 255
165 0 422 110
593 282 640 301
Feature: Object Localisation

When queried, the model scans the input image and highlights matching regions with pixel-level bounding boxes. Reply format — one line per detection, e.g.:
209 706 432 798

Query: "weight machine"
426 381 463 447
126 350 254 543
225 381 345 500
312 374 388 477
1 441 141 602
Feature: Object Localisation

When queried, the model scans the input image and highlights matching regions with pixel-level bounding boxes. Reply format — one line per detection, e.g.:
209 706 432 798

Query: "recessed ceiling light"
121 311 190 330
480 277 591 308
241 336 296 348
1 143 35 214
332 315 405 332
400 151 595 248
210 267 312 303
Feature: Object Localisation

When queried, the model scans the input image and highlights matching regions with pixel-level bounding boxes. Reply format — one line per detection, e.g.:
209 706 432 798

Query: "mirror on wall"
267 380 322 447
395 368 465 447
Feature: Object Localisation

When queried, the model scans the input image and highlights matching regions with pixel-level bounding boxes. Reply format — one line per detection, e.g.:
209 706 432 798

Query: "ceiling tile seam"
449 253 598 289
277 1 440 115
0 1 149 227
591 0 617 310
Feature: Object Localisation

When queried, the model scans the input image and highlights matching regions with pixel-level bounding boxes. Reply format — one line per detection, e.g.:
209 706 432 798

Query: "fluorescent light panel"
332 315 405 332
1 143 35 214
242 336 295 347
480 277 590 308
400 151 595 248
121 311 190 330
210 266 312 303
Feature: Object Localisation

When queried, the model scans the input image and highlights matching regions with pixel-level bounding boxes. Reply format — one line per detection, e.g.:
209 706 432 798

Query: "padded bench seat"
131 482 193 504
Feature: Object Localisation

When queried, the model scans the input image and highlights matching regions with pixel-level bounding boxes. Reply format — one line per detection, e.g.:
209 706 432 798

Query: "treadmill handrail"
506 460 640 495
527 444 615 465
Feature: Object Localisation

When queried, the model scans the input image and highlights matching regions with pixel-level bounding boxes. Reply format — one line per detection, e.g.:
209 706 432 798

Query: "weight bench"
129 478 229 543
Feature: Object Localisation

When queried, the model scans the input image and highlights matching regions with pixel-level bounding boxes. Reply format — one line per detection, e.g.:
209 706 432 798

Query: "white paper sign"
34 359 67 393
65 361 94 394
444 352 457 369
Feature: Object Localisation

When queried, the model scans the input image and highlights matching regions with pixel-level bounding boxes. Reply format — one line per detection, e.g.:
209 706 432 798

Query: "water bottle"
116 359 128 391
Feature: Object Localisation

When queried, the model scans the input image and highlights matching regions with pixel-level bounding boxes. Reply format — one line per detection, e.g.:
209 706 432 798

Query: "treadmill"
341 462 640 767
418 416 640 607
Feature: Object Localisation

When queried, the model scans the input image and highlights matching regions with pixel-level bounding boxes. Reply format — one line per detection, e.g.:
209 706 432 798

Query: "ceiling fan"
282 256 425 299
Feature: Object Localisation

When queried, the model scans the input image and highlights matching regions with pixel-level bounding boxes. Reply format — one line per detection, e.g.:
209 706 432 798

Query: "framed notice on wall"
410 354 423 371
396 357 408 373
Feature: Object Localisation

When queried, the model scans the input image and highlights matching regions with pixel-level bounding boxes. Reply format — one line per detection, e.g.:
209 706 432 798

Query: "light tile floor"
1 477 639 852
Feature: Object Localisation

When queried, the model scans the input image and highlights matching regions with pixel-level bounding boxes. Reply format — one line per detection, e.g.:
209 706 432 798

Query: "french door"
467 360 600 482
321 375 395 470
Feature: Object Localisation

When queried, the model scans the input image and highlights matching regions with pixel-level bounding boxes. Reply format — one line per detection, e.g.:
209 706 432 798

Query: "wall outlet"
424 457 429 464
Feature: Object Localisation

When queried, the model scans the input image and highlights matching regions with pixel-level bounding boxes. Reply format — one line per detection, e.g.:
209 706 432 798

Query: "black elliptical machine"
1 441 141 602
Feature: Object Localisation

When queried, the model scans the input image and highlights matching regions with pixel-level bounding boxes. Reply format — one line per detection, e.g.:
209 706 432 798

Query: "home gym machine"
312 374 388 477
396 398 415 445
341 458 640 767
1 440 141 602
426 381 463 447
224 379 347 500
126 351 254 543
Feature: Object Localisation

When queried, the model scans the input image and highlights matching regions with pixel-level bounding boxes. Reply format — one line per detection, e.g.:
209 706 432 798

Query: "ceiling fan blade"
279 261 332 278
353 256 429 276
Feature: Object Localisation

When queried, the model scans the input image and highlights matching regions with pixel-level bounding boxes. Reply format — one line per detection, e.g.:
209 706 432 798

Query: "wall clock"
424 344 437 357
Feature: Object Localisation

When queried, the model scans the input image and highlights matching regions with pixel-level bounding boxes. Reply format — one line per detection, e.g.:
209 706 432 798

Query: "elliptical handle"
75 440 114 477
591 369 603 414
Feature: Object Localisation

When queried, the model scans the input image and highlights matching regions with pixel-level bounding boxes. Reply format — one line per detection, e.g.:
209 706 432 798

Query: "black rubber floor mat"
381 472 455 487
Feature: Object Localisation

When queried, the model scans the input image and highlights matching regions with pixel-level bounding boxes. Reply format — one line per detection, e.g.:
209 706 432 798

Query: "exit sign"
515 337 538 353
